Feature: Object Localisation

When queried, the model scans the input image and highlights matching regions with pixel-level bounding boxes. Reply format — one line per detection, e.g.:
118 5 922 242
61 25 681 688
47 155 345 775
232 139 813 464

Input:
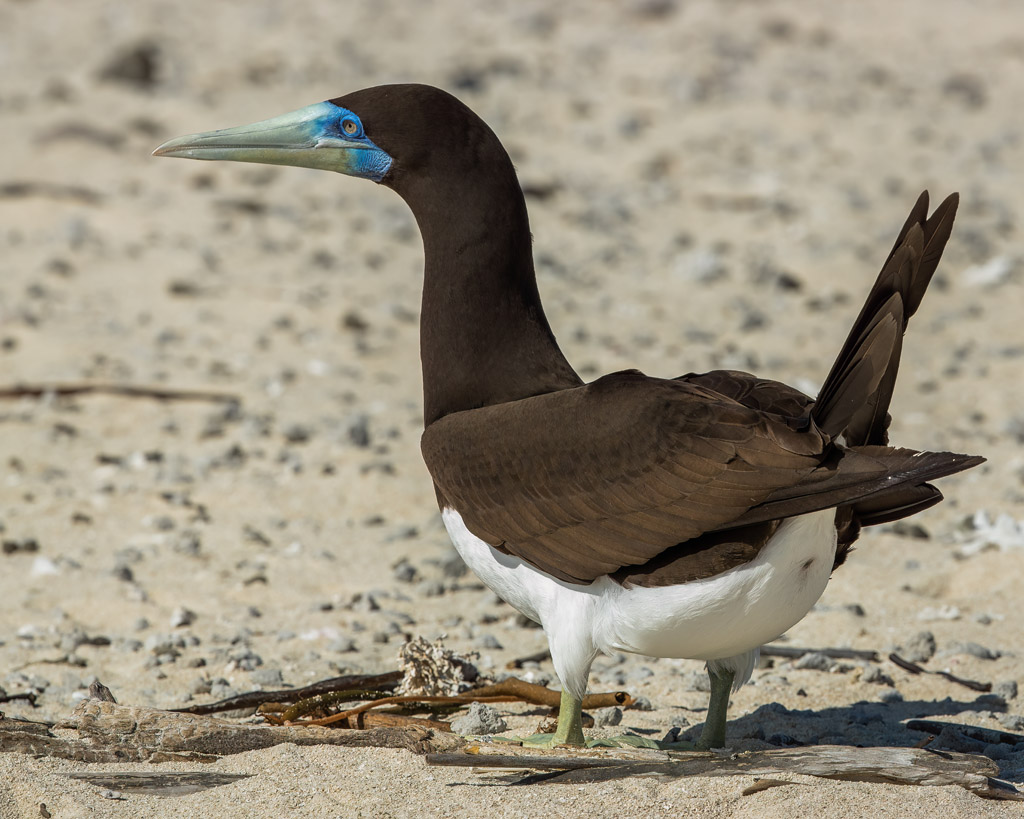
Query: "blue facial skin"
153 101 393 183
322 104 393 182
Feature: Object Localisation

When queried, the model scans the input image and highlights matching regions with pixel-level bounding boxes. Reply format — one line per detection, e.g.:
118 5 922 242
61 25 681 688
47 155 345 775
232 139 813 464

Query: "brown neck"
394 166 580 426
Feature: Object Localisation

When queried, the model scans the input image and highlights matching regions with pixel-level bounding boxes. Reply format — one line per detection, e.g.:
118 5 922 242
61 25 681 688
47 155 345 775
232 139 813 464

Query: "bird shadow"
673 693 1022 781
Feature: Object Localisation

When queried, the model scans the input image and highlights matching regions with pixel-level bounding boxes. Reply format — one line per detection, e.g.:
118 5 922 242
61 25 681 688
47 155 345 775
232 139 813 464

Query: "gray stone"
450 701 508 735
794 652 836 672
593 706 622 727
898 631 936 663
950 641 1000 660
859 665 893 686
628 695 654 711
169 607 197 628
392 560 417 583
438 550 467 579
190 677 213 695
328 636 357 653
682 670 711 692
250 668 284 687
228 648 263 671
996 680 1019 701
417 580 445 597
997 714 1024 731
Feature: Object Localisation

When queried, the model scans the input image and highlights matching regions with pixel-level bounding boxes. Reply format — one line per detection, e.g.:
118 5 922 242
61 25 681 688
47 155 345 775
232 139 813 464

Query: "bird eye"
341 118 360 136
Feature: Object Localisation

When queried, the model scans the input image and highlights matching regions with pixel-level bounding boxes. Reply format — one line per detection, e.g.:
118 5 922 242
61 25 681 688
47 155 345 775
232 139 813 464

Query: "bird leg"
518 687 586 747
550 686 586 746
696 665 734 749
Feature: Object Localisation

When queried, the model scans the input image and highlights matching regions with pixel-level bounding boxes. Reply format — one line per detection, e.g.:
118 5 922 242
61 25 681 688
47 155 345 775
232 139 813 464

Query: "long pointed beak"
153 101 392 181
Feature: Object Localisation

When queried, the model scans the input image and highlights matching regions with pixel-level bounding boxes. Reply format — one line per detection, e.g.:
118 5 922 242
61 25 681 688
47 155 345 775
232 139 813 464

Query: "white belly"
442 507 837 692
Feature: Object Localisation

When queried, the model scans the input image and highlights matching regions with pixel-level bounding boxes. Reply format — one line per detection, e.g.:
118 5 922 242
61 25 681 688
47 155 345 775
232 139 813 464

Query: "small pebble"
328 636 357 653
997 714 1024 731
859 665 893 686
949 641 1000 660
995 680 1019 701
393 559 418 583
417 580 445 597
898 631 936 663
190 677 213 695
794 652 836 672
228 648 263 671
438 550 467 578
476 634 502 650
682 670 711 692
628 695 654 711
170 607 197 628
450 701 507 735
593 706 622 727
250 668 284 687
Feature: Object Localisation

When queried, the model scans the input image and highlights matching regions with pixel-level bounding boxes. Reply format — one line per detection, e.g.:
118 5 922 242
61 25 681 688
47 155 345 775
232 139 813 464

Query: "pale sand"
1 0 1023 816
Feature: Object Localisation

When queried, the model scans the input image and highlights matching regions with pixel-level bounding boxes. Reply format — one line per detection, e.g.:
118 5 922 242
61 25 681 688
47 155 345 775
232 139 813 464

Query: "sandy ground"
2 0 1024 815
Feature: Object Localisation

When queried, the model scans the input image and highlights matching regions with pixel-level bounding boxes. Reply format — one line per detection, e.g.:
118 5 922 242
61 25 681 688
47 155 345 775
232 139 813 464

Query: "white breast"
441 507 837 697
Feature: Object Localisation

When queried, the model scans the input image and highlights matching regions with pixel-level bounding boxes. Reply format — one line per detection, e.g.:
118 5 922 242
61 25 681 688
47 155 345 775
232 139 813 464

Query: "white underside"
441 507 837 699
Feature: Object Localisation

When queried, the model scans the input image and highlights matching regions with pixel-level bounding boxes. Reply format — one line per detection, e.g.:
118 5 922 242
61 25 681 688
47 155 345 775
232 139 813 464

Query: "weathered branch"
427 745 1021 800
0 700 462 763
174 670 403 715
888 653 991 692
0 383 239 404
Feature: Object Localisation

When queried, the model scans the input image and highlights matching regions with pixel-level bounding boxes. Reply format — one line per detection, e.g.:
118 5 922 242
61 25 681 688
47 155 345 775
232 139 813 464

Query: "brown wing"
421 369 828 584
677 369 814 418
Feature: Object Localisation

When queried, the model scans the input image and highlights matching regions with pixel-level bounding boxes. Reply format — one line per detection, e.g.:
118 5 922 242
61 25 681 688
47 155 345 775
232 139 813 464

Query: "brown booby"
155 84 984 748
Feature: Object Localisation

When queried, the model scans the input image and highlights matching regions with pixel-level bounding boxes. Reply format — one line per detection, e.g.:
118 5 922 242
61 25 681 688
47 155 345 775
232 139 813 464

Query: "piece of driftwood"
0 701 463 763
175 670 403 715
67 772 251 797
285 678 633 727
761 646 880 662
426 746 1021 800
0 383 239 404
906 719 1024 747
888 653 992 692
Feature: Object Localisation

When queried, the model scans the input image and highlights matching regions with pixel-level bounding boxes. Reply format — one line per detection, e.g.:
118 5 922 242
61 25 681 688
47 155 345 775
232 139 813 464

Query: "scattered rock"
327 637 357 654
859 665 893 686
948 641 1000 661
995 680 1018 701
169 607 197 628
794 652 836 672
681 670 711 692
593 706 623 727
249 668 284 688
99 42 161 89
392 559 418 583
898 631 936 663
450 701 507 735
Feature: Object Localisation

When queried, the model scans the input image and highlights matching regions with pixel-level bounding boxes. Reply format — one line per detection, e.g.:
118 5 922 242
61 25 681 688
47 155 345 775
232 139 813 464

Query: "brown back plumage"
422 193 981 587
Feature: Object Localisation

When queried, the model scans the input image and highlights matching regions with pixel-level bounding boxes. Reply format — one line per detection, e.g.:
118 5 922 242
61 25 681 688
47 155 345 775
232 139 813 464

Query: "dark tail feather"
812 192 960 444
714 447 985 532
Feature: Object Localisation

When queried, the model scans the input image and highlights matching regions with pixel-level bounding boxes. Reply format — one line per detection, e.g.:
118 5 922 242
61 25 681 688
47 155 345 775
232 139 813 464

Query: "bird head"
154 84 502 196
